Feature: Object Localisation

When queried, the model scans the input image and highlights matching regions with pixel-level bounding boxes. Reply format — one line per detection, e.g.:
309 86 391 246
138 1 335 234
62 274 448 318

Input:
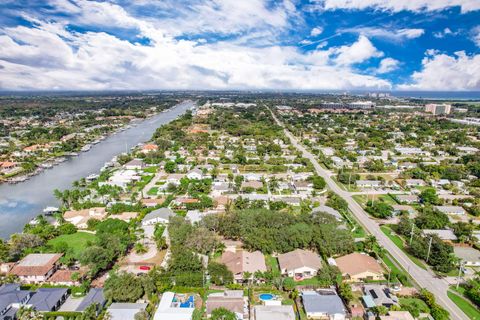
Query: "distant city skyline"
0 0 479 91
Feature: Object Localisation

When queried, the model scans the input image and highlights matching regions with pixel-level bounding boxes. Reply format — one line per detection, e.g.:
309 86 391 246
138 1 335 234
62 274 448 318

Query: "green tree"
211 307 236 320
208 262 234 285
420 188 439 204
104 272 144 302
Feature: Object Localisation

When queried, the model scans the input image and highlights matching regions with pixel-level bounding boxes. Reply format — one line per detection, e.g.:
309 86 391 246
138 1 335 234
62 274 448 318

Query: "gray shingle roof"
0 284 31 315
142 207 175 222
302 290 346 316
76 288 105 311
29 288 68 311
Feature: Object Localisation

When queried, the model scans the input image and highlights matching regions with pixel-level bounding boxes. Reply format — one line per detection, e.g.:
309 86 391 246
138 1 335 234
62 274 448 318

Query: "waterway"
0 100 194 238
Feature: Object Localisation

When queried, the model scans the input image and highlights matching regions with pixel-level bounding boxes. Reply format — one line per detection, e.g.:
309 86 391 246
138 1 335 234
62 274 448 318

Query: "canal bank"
0 100 194 238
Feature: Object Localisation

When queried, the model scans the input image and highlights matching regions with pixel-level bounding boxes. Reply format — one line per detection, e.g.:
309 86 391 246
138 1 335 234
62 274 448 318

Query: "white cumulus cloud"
333 35 383 65
399 51 480 90
318 0 480 13
377 58 400 73
310 27 324 37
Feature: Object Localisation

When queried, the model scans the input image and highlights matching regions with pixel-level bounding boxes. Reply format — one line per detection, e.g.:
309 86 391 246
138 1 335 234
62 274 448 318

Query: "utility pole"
457 260 464 290
426 236 433 263
409 222 415 245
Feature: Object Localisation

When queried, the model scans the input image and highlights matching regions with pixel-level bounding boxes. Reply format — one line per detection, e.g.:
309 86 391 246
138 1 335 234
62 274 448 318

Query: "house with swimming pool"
153 291 195 320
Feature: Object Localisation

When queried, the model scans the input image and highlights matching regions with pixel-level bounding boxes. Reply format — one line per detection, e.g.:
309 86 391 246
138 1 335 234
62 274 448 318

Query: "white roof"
107 303 148 320
153 292 194 320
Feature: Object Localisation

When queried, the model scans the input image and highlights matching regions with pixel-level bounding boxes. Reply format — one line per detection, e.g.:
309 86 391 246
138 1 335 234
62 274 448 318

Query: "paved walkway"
270 110 469 320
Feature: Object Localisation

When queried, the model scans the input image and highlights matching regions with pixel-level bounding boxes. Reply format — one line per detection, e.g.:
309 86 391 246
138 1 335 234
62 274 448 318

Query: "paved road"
271 112 468 320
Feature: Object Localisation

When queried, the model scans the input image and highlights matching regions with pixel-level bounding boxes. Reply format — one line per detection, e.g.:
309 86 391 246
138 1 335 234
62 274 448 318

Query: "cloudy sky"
0 0 479 91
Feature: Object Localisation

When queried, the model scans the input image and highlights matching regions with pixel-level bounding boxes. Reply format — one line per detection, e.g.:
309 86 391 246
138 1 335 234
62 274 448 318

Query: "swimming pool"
259 293 275 301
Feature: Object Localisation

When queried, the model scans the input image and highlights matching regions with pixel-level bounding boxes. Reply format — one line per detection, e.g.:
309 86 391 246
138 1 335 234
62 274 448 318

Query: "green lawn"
382 254 412 286
147 187 159 195
48 232 96 258
265 255 280 276
448 291 480 320
380 226 427 270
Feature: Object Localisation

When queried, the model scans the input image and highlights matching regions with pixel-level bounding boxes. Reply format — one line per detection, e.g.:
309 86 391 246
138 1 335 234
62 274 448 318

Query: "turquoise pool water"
259 293 275 301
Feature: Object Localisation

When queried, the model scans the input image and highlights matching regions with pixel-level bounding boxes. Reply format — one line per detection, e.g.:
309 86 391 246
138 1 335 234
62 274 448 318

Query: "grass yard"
147 187 159 195
265 255 280 276
448 291 480 320
382 254 412 286
380 226 427 270
48 231 96 258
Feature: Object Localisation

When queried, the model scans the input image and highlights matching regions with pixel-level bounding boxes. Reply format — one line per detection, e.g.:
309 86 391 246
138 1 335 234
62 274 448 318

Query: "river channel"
0 100 194 238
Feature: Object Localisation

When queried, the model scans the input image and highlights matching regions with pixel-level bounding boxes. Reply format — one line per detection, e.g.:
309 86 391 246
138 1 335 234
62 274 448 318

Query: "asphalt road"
271 112 468 320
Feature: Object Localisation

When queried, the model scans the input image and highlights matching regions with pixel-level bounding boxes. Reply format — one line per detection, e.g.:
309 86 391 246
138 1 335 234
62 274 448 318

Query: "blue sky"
0 0 479 91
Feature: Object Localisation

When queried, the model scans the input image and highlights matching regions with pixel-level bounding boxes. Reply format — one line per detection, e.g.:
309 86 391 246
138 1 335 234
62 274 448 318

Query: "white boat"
86 173 99 181
81 144 91 152
43 206 59 214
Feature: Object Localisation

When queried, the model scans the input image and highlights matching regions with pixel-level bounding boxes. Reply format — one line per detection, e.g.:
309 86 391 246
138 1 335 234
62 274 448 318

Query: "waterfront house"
124 159 145 170
10 253 62 284
277 249 322 280
64 207 107 229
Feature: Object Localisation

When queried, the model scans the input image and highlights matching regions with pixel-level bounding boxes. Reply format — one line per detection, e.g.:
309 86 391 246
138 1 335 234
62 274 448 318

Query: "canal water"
0 100 193 238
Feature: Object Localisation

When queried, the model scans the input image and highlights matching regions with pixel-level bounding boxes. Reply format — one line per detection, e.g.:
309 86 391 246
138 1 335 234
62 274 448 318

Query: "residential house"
395 194 419 204
10 254 62 284
76 288 106 315
141 198 166 207
206 290 246 319
241 181 263 190
312 205 343 220
335 253 384 282
124 159 144 170
221 250 267 283
110 211 138 222
301 290 347 320
277 249 322 280
142 208 175 226
141 144 158 154
405 179 426 188
292 181 313 194
434 206 466 215
254 305 295 320
392 205 416 217
362 285 398 308
355 180 381 188
454 247 480 267
165 174 185 185
0 284 32 319
64 207 107 229
48 269 85 286
423 229 457 242
187 168 203 180
153 292 195 320
28 288 68 312
106 303 148 320
101 169 141 189
380 311 415 320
